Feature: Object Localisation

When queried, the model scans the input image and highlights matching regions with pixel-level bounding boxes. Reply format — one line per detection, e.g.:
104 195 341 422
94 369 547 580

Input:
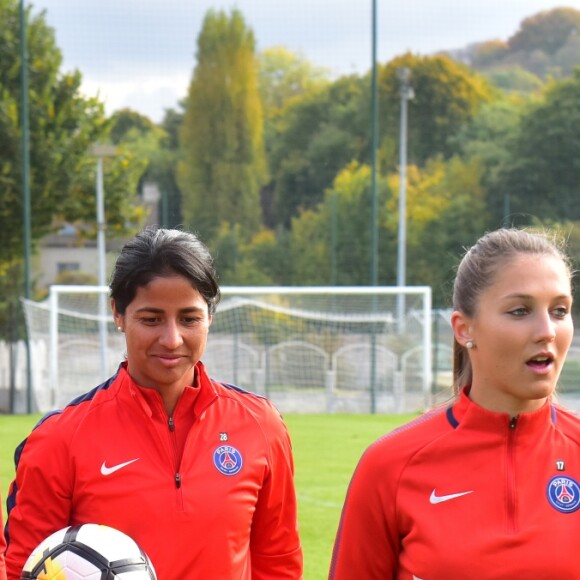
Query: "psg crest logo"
547 475 580 513
213 445 243 476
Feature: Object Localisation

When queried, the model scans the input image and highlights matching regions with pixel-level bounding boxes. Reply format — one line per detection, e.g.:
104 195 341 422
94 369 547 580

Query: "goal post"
215 286 432 414
22 285 432 414
22 285 118 411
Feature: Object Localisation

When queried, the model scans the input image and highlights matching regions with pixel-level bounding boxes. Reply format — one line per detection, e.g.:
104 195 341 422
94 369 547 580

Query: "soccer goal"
22 285 432 414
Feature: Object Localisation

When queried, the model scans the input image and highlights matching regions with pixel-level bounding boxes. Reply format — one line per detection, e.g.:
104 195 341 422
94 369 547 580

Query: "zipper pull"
175 472 181 488
510 416 517 430
168 416 175 432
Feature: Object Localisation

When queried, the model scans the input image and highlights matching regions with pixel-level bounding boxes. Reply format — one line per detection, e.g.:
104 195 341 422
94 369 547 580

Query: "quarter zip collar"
448 385 556 439
118 360 219 419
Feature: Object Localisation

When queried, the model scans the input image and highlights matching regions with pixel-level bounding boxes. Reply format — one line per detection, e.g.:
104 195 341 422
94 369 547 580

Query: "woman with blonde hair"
330 228 580 579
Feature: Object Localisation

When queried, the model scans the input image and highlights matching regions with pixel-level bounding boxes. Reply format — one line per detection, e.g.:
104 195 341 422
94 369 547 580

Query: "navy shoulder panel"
217 381 267 401
13 371 120 469
65 372 118 407
446 405 460 428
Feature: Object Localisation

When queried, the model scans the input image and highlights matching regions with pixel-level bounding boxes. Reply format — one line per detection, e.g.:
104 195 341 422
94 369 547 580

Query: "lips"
526 353 555 369
153 354 187 364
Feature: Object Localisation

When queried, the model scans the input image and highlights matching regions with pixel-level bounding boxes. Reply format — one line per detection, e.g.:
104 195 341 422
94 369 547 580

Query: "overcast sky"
31 0 580 122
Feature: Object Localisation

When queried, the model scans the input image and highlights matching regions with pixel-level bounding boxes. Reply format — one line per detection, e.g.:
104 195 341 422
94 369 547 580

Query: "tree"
108 108 157 145
288 161 391 286
378 53 497 167
269 74 369 227
464 8 580 81
152 106 185 228
257 47 331 227
451 97 526 225
107 106 183 228
211 224 289 285
469 40 510 68
393 156 488 302
496 70 580 223
258 46 330 124
178 8 267 242
508 8 580 57
0 0 146 338
0 0 108 267
483 66 543 94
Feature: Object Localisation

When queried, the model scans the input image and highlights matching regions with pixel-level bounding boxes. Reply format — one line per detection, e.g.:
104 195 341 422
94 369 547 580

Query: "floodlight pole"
369 0 379 413
20 0 33 413
91 144 117 381
396 68 414 333
370 0 379 288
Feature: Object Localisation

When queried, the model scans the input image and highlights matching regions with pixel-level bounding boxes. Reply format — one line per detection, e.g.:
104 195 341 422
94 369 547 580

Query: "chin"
527 384 556 401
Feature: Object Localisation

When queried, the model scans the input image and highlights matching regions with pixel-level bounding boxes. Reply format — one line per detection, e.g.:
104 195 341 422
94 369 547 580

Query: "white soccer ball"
20 523 157 579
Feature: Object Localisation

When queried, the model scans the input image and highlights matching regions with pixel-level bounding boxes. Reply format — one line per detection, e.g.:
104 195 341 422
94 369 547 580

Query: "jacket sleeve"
5 415 73 580
329 440 400 580
250 404 303 579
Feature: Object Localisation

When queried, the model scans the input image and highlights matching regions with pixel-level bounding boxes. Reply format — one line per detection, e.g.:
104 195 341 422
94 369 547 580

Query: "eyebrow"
502 293 571 301
134 306 207 314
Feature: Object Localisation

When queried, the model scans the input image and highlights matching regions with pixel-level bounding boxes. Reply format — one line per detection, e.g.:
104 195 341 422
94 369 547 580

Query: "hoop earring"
466 340 473 350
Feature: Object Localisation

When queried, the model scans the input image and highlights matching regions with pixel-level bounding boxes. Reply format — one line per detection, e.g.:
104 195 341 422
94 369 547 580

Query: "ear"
110 298 123 328
451 310 473 347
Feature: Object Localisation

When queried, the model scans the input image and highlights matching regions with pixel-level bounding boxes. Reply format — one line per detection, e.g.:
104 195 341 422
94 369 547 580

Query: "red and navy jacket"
330 387 580 579
5 362 303 579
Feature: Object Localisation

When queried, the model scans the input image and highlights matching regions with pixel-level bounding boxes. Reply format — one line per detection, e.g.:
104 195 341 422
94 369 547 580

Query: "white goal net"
22 285 432 414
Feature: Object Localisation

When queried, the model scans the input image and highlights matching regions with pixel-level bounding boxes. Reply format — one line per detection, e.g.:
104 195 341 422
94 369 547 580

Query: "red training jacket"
330 387 580 579
5 362 303 579
0 496 6 580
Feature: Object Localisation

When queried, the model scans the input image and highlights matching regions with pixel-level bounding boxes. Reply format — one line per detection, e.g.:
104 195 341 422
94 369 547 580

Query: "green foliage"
496 70 580 223
269 74 369 227
241 227 290 284
105 106 184 228
0 0 147 303
391 156 489 306
149 106 185 227
258 46 330 123
378 53 497 167
0 260 26 340
108 108 156 144
451 97 526 225
179 8 267 242
0 0 105 266
288 162 391 286
483 66 544 94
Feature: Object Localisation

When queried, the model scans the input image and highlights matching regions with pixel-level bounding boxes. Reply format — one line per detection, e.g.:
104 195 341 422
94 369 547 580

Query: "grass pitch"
0 412 413 579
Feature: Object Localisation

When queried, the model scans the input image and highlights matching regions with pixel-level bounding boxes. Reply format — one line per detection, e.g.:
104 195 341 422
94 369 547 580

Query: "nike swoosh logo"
429 489 473 504
101 458 140 476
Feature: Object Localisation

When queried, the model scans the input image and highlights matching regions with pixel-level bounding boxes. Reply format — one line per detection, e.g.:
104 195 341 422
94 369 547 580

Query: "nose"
159 320 184 349
535 311 556 343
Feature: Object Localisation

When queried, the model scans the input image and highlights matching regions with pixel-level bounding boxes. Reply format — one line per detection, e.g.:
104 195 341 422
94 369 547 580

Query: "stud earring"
117 326 123 332
466 340 473 350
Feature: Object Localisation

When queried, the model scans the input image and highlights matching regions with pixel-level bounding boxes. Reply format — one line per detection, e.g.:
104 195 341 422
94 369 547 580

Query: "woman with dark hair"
330 228 580 579
5 228 303 579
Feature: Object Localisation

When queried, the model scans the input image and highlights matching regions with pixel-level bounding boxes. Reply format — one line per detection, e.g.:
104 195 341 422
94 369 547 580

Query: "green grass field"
0 412 413 579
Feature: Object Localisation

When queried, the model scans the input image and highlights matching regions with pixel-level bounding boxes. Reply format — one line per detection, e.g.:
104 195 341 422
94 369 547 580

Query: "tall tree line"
3 3 580 330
